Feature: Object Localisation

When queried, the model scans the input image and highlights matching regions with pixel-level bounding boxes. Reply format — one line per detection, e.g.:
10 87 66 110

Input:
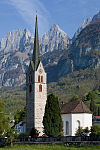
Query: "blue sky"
0 0 100 40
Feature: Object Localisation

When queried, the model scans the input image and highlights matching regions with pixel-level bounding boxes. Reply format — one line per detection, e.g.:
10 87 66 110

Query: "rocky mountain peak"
72 17 92 41
40 24 70 53
0 29 33 54
92 11 100 21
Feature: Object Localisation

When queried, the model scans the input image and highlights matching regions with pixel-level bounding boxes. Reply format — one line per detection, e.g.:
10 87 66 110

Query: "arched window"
66 121 69 135
38 75 40 82
39 84 42 92
77 120 80 128
29 84 32 93
41 76 43 82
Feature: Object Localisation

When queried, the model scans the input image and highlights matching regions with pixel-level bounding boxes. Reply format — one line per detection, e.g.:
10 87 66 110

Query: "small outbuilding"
61 101 92 136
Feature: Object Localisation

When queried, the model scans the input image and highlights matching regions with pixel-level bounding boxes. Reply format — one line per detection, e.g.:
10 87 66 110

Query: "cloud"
7 0 51 36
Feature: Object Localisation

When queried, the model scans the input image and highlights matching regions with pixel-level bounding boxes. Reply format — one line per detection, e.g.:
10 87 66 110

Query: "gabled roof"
61 101 92 114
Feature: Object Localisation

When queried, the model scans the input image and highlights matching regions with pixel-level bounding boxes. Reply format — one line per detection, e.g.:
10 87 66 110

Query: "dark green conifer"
43 94 63 137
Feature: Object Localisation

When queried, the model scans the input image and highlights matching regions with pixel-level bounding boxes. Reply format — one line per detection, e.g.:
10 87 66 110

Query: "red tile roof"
61 101 92 114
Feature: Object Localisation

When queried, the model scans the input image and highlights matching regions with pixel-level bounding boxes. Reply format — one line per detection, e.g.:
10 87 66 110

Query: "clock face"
39 69 43 74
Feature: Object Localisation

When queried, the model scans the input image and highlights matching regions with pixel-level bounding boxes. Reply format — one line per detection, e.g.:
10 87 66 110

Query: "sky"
0 0 100 40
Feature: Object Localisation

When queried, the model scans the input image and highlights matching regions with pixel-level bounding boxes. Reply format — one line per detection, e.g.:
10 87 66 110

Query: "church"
26 16 47 136
26 16 92 136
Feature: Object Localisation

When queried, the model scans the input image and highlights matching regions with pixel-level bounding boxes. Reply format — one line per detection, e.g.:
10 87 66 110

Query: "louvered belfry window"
38 75 40 82
41 76 43 82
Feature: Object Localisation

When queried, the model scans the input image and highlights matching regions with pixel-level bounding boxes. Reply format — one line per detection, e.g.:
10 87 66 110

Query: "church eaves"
32 15 40 70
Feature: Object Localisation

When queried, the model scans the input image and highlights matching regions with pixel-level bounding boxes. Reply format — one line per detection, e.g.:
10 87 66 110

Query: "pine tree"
43 94 63 137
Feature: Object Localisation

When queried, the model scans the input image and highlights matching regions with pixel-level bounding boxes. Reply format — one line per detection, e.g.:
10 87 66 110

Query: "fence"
0 136 100 146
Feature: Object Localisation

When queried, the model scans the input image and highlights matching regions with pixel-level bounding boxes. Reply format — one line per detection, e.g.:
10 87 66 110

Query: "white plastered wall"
62 113 92 136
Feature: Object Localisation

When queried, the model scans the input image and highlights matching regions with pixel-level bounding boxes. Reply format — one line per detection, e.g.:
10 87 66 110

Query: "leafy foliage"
90 125 100 136
43 94 63 137
14 107 26 125
75 127 89 136
30 128 40 137
0 99 9 137
6 128 18 146
70 95 80 102
0 86 25 117
76 125 100 136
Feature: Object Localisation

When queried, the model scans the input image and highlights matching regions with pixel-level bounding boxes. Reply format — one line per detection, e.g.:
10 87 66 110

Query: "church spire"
32 15 40 70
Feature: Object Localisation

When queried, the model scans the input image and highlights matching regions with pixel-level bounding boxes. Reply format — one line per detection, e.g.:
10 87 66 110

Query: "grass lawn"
0 145 100 150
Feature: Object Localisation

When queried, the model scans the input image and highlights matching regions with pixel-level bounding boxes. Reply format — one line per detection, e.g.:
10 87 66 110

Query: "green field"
0 145 100 150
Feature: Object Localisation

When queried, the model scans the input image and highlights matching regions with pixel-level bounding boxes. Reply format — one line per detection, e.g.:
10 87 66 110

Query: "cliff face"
40 24 70 53
71 18 100 70
0 25 71 87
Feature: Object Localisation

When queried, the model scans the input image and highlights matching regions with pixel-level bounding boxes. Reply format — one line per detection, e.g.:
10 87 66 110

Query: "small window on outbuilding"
65 121 69 135
77 120 80 128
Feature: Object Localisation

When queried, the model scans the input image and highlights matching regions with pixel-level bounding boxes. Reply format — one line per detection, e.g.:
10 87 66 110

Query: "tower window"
38 75 40 82
39 84 42 92
29 84 32 93
41 76 43 82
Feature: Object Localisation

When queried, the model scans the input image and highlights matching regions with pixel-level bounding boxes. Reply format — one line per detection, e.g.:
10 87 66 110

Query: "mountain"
0 11 100 88
0 25 70 87
72 18 92 41
40 24 70 53
72 11 100 41
92 11 100 21
71 18 100 70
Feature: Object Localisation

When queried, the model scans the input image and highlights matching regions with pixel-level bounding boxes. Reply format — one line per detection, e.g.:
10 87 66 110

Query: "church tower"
26 16 47 136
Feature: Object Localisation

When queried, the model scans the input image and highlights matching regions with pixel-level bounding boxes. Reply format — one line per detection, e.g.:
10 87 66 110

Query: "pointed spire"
32 15 40 70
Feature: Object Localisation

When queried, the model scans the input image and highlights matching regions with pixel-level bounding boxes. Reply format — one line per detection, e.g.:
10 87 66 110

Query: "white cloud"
7 0 51 36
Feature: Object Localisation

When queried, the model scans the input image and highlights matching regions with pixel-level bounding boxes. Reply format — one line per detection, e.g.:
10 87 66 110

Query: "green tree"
14 107 25 125
90 99 97 115
43 94 63 137
70 95 80 102
0 99 9 137
75 127 84 136
86 91 96 101
6 128 18 146
75 127 90 136
83 127 90 136
90 125 100 136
